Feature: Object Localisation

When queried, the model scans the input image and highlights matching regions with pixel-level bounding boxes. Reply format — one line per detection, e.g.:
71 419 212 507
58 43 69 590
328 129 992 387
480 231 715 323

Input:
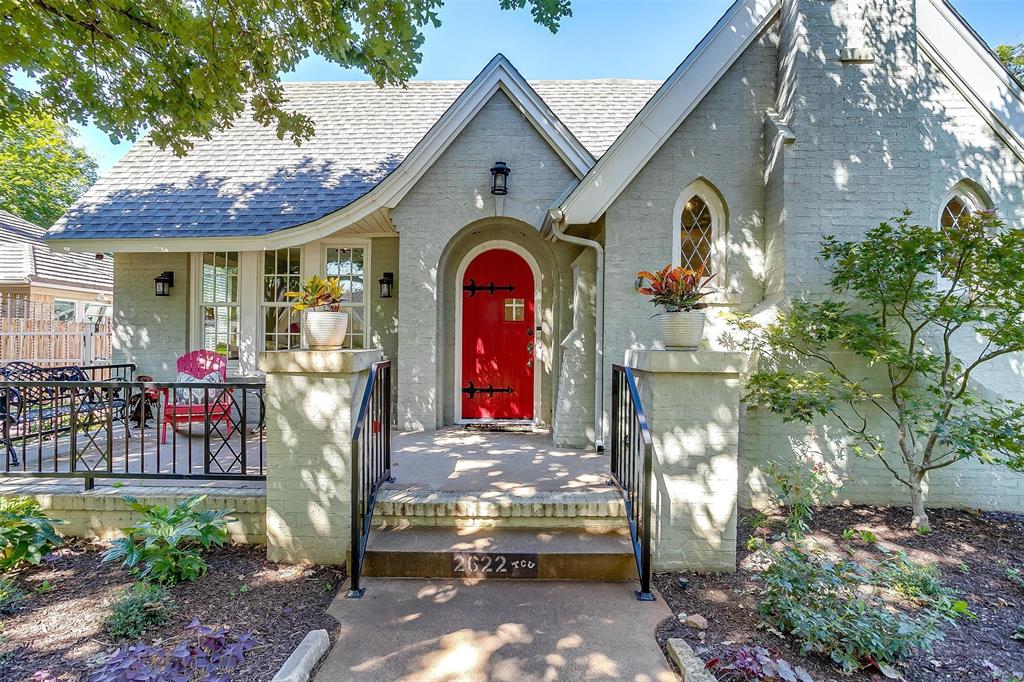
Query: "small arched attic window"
674 179 726 277
940 180 991 234
938 180 993 281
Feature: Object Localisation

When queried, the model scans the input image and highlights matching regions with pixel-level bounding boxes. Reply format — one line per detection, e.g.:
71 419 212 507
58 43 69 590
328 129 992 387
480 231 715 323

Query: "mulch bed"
655 506 1024 682
0 541 343 681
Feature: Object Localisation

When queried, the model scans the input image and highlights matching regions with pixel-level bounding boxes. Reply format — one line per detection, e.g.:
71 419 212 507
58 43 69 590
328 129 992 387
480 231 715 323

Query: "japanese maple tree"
737 211 1024 531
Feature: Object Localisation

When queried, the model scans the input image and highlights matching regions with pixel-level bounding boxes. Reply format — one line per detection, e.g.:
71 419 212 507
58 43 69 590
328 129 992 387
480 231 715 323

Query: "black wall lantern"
154 271 174 297
378 272 395 298
490 161 510 195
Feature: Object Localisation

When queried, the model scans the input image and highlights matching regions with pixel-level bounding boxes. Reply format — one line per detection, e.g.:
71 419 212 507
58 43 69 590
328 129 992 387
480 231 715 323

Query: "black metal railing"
611 364 655 601
347 360 393 598
1 376 265 489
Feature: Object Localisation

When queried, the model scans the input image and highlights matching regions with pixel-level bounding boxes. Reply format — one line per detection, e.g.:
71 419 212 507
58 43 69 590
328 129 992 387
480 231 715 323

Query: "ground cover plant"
101 495 233 584
706 645 812 681
0 541 341 680
736 211 1024 531
105 583 174 640
0 496 65 570
655 506 1024 681
90 619 255 681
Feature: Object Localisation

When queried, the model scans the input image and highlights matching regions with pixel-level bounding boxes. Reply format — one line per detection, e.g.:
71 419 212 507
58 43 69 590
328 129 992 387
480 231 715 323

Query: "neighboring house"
47 0 1024 513
0 210 112 321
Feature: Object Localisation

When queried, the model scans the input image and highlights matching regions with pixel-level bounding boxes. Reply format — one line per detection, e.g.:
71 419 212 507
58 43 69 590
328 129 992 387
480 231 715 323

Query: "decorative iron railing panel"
611 363 655 601
348 360 393 598
1 375 265 488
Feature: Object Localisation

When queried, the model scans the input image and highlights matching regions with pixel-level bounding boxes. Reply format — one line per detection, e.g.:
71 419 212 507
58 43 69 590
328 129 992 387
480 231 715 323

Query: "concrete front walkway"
315 579 676 681
390 428 609 494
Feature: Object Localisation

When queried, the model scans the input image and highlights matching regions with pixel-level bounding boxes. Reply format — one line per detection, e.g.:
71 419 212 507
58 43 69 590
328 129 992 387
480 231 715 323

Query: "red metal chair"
160 350 234 443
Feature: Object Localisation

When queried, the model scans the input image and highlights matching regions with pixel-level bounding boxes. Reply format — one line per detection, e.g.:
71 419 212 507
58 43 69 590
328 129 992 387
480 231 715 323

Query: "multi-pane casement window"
199 252 239 360
324 246 367 349
674 180 725 278
263 248 303 351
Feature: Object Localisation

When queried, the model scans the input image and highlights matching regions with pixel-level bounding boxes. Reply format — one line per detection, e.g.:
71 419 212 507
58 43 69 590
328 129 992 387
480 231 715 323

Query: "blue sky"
77 0 1023 176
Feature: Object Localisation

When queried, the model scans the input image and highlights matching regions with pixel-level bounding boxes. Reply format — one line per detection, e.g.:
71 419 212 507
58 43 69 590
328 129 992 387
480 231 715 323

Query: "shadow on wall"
264 370 357 565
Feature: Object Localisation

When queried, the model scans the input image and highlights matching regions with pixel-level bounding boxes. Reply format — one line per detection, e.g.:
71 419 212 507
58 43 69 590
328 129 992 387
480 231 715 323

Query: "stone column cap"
624 349 748 374
259 349 383 374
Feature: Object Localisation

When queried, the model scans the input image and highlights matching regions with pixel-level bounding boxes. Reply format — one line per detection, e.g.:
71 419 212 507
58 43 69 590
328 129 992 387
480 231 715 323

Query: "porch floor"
388 427 610 494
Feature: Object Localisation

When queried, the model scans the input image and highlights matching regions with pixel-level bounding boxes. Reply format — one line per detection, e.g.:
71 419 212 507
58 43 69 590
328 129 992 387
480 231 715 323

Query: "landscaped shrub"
0 496 65 570
706 645 812 681
758 545 944 677
105 583 173 640
89 619 255 681
766 456 841 539
0 574 24 614
101 495 233 584
871 551 973 620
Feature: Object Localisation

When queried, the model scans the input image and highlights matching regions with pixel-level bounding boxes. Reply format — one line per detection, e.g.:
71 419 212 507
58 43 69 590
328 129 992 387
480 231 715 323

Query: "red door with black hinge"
460 248 535 420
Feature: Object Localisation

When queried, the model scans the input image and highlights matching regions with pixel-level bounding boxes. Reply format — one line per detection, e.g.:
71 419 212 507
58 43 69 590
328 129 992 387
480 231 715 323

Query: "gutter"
544 206 605 451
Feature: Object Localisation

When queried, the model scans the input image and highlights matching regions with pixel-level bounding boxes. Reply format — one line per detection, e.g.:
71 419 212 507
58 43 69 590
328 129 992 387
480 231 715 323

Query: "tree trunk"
909 474 930 531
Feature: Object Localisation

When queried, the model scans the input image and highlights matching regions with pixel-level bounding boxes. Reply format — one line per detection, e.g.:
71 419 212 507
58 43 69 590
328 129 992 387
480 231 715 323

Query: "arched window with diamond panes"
940 181 990 234
674 179 725 277
938 180 992 280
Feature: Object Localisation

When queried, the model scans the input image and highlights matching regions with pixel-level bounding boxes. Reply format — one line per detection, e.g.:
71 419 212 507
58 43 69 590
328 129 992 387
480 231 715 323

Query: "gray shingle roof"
0 210 113 290
48 79 659 241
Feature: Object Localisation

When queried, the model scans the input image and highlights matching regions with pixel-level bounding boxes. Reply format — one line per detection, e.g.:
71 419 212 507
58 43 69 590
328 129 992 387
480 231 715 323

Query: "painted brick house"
46 0 1024 520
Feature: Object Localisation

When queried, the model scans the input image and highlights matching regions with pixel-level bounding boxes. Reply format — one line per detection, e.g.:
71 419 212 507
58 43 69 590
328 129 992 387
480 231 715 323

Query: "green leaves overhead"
0 110 97 227
0 0 573 156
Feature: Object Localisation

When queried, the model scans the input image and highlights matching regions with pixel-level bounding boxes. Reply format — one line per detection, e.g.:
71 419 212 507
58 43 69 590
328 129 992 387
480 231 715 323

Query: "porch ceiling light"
379 272 395 298
490 161 510 196
154 271 174 297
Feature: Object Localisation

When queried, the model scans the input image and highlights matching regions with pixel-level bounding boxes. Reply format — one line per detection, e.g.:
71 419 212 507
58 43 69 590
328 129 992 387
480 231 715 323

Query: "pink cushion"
177 350 227 380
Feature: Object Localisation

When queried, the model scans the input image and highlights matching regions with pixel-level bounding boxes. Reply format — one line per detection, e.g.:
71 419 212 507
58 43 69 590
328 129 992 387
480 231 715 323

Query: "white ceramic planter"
302 310 349 350
658 310 705 349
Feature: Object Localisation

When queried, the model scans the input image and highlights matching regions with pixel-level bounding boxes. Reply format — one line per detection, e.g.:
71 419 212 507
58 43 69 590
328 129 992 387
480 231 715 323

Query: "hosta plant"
636 265 716 312
0 496 65 570
706 645 812 682
102 495 233 584
286 274 346 311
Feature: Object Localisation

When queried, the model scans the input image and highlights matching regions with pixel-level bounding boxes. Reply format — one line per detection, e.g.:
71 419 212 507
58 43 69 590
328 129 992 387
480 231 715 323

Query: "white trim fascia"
559 0 780 226
917 0 1024 163
453 240 543 424
46 55 594 255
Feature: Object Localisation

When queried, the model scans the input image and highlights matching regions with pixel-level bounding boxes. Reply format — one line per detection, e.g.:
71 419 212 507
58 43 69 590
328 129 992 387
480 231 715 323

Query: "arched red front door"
460 248 535 420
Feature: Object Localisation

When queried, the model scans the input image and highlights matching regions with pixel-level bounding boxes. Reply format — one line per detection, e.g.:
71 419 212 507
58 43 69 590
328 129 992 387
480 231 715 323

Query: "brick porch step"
373 488 627 530
362 526 637 581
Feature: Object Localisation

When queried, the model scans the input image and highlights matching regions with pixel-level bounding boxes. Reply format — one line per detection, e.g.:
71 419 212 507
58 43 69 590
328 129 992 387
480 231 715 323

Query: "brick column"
259 349 382 565
624 350 747 572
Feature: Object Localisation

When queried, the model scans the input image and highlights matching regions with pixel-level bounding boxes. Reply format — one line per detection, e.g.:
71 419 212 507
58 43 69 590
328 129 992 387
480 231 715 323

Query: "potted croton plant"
287 275 348 350
636 265 716 349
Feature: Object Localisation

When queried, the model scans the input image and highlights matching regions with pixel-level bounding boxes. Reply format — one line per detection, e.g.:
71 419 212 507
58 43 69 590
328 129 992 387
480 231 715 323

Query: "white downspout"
546 207 605 451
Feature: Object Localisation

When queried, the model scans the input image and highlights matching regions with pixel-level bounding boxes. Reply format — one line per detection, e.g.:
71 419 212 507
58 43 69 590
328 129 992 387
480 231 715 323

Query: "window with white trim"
938 182 992 280
674 180 725 278
198 252 239 360
323 245 367 349
53 299 77 322
262 248 303 351
680 195 714 273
